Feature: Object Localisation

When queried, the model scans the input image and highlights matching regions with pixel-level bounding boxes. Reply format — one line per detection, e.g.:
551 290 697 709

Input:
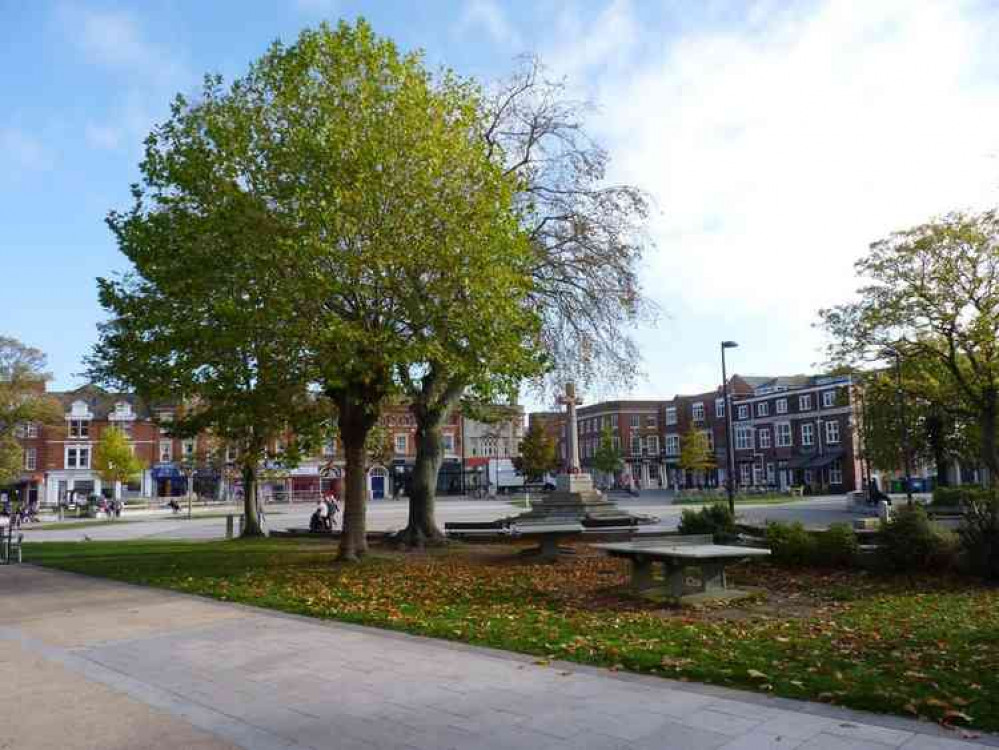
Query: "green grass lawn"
24 538 999 733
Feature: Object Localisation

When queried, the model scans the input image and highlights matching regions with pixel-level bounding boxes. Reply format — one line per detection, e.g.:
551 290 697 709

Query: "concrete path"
2 565 993 750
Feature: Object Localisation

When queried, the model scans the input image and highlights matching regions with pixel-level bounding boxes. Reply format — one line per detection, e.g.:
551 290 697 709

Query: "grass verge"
24 538 999 734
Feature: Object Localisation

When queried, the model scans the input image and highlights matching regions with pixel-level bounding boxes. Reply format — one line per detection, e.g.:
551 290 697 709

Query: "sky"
3 0 999 408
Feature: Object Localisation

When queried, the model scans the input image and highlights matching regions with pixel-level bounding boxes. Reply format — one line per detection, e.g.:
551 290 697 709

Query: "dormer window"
68 419 90 438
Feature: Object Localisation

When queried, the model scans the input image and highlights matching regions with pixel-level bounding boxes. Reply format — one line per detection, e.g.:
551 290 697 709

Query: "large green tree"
0 337 61 487
822 210 999 484
93 426 145 500
100 21 538 560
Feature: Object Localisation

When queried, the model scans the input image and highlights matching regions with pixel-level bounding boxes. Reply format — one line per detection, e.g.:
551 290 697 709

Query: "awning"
788 451 843 469
150 463 184 480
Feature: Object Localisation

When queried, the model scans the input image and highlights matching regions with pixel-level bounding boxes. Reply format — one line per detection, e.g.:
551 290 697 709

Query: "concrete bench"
444 521 512 540
595 535 770 599
511 522 585 560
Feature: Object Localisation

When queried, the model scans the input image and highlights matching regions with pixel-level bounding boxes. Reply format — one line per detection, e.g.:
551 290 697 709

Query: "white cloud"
0 128 53 174
456 0 522 49
61 5 187 87
543 0 999 400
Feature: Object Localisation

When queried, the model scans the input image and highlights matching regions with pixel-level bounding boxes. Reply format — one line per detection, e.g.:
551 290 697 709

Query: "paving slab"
2 564 996 750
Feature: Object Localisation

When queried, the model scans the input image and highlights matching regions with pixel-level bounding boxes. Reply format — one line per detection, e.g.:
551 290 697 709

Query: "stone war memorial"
510 383 645 557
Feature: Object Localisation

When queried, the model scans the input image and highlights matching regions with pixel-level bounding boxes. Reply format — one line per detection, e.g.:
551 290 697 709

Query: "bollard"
226 515 234 539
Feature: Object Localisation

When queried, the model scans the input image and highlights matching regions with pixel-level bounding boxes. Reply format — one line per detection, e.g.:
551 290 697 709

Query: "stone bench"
594 535 770 599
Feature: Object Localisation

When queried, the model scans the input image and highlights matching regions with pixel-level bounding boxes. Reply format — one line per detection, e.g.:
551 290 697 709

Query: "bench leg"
631 558 654 590
664 562 685 598
701 562 727 592
539 534 560 561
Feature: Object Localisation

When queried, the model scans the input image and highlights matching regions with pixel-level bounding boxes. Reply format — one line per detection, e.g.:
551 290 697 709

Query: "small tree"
0 337 61 488
679 430 715 488
513 421 558 482
591 427 623 484
93 427 144 501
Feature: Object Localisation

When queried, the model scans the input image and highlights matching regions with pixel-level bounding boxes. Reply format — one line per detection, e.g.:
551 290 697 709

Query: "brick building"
578 400 665 489
532 373 863 495
7 385 529 505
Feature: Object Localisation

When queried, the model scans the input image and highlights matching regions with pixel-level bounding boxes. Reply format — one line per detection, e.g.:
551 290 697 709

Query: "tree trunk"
397 409 447 548
335 391 378 562
241 464 264 537
926 412 949 488
981 390 999 488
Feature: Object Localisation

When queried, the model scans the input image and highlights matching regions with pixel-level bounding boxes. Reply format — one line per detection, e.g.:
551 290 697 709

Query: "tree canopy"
0 337 61 487
822 210 999 483
591 426 624 476
679 429 715 477
93 427 146 494
513 421 558 481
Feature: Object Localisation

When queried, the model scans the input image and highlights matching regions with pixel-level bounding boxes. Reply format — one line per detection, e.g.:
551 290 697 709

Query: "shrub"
879 504 958 572
814 523 859 567
679 502 736 542
958 494 999 580
766 521 816 566
931 485 990 508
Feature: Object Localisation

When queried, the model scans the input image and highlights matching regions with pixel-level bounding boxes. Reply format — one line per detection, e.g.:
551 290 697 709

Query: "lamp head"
721 341 739 349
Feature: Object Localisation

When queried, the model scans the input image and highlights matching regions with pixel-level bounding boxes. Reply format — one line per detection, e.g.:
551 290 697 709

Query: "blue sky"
3 1 999 406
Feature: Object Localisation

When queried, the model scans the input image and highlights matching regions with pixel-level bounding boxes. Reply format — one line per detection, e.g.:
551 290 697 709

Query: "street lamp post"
887 348 914 504
721 341 739 514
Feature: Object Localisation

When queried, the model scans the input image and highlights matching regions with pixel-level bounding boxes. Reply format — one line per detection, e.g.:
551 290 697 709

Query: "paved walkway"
2 565 993 750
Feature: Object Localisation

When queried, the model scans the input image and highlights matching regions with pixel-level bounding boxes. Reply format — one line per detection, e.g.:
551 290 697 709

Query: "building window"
24 448 36 471
692 402 705 422
630 435 642 455
822 390 836 408
394 434 408 455
646 415 657 428
25 423 38 438
702 430 715 451
738 405 748 420
68 419 89 438
322 440 335 457
776 423 792 447
825 420 840 444
766 462 776 485
803 469 813 485
443 433 455 454
776 398 787 414
739 463 752 485
799 394 812 411
182 440 196 459
830 459 843 484
801 423 814 446
611 436 621 452
159 441 173 462
757 402 769 417
665 434 680 456
735 425 754 450
630 415 640 428
645 435 659 454
665 407 677 425
753 462 764 485
716 398 725 418
66 446 90 469
758 428 771 449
